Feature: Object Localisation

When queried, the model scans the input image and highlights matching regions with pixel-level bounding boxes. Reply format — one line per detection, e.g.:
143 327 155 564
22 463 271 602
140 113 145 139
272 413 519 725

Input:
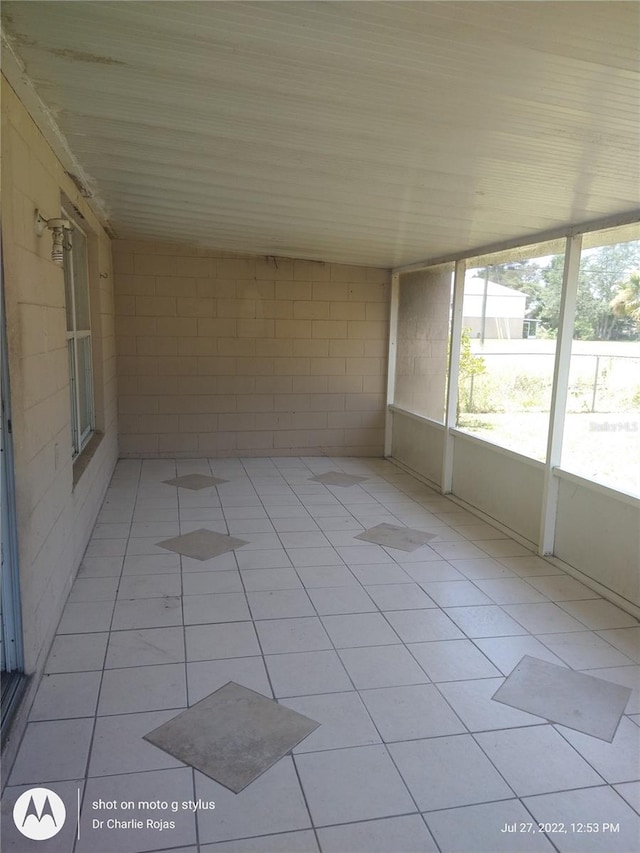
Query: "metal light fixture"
35 210 72 265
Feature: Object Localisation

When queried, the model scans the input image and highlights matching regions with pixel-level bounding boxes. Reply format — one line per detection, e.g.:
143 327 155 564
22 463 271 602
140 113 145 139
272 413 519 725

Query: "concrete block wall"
113 241 390 456
1 76 118 679
394 266 452 421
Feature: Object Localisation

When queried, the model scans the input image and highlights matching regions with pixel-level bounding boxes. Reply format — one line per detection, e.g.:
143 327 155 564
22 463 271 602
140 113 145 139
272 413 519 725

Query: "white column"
442 260 466 493
384 272 400 457
539 234 582 554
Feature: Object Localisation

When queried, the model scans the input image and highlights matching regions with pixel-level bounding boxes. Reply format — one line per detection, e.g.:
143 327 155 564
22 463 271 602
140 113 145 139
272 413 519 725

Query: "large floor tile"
247 590 315 620
111 596 183 630
295 565 359 588
29 671 102 721
287 547 345 568
200 830 319 853
241 569 302 592
363 583 437 611
421 580 493 607
183 592 251 625
98 663 187 715
614 781 640 814
478 539 533 558
86 538 127 557
338 645 429 689
360 683 465 741
492 655 632 741
503 602 587 634
56 600 114 634
144 682 319 793
318 815 438 853
106 627 185 668
449 558 517 580
523 786 640 852
384 609 464 643
526 574 600 601
272 517 320 532
295 744 415 826
425 799 556 852
559 599 639 631
438 677 546 732
445 604 530 638
475 725 603 796
8 718 94 784
307 586 376 615
580 665 640 714
321 613 400 648
432 542 488 560
159 528 247 561
88 710 186 776
68 577 119 602
121 553 181 575
278 531 331 549
118 573 182 599
256 617 332 654
595 627 640 663
77 768 196 853
317 815 437 853
282 691 381 753
495 554 563 576
45 632 108 673
473 635 568 675
266 650 353 697
408 639 501 681
473 578 547 605
349 563 413 585
389 734 513 811
182 570 243 594
557 717 640 783
539 631 635 669
186 622 260 662
402 561 466 583
195 759 311 844
77 555 124 577
182 552 238 573
187 657 272 704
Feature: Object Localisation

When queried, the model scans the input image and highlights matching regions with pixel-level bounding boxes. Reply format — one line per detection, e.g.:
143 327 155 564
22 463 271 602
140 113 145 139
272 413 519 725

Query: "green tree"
582 242 640 340
502 241 640 340
610 271 640 333
457 327 486 419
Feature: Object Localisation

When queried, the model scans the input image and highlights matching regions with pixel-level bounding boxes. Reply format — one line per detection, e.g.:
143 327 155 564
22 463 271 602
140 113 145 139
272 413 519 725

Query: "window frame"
62 209 95 458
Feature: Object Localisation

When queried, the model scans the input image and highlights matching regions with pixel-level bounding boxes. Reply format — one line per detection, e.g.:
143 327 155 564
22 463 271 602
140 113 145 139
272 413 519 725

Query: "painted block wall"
1 77 118 681
390 409 444 488
394 266 451 421
555 476 640 608
113 241 390 457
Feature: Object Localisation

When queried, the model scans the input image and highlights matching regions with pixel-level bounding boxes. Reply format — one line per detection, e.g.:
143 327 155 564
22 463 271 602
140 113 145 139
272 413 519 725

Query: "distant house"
463 276 528 339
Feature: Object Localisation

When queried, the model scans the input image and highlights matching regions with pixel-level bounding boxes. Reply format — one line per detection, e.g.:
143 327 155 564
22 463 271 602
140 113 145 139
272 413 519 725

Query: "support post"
539 234 582 554
384 272 400 457
442 259 466 493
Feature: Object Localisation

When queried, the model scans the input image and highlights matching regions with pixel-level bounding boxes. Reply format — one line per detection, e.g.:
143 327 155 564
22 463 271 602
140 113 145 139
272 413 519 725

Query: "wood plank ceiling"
2 1 639 267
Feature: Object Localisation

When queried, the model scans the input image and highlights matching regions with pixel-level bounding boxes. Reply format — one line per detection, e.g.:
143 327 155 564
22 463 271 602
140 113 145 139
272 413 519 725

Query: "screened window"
456 241 565 461
63 213 94 456
561 227 640 496
394 265 453 422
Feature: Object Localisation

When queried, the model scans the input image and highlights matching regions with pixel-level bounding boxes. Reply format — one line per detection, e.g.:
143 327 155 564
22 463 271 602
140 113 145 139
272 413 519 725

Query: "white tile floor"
3 456 640 853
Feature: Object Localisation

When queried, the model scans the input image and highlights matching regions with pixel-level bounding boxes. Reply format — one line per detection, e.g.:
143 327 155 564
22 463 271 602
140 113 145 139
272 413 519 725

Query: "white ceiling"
2 1 639 267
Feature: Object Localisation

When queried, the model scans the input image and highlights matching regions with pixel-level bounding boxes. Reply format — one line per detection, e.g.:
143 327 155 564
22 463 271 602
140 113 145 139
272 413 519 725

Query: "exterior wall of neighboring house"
113 241 390 457
463 278 527 339
1 77 118 753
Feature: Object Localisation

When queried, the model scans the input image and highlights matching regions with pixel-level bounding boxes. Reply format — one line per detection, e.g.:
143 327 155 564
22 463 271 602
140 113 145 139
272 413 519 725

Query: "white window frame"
63 210 94 457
